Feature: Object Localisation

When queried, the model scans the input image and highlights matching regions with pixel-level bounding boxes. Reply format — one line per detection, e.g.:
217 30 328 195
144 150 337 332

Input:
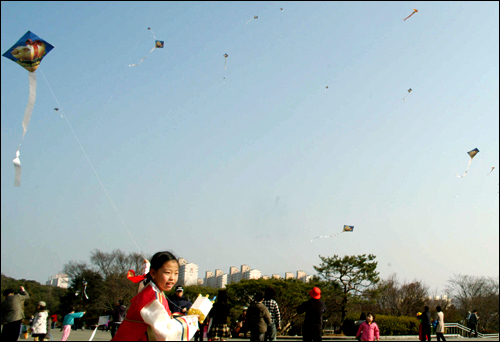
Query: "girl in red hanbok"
111 251 199 341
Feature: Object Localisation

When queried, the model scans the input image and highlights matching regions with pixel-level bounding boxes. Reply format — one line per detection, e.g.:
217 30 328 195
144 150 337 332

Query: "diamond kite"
457 148 479 178
2 31 54 186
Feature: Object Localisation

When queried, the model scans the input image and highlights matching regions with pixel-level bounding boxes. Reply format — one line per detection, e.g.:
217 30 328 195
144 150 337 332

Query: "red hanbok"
111 282 198 341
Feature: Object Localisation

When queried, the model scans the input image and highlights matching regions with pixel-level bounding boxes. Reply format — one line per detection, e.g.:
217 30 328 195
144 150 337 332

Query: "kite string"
39 70 144 257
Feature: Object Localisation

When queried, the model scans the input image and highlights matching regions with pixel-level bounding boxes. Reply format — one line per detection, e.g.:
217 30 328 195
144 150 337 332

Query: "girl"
111 251 199 341
61 307 85 341
31 301 48 341
355 313 380 342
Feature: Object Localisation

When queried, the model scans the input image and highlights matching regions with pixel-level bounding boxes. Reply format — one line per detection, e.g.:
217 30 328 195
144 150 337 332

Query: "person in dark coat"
1 286 29 341
417 306 432 342
296 287 327 342
110 300 127 338
247 292 272 342
468 310 479 338
167 286 192 315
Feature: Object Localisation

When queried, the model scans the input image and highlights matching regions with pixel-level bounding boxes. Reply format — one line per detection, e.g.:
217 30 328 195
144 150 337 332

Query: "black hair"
359 312 366 320
366 312 376 321
254 292 264 302
264 287 276 300
436 306 442 312
118 300 124 306
145 251 179 284
424 306 429 311
217 289 228 304
3 288 14 297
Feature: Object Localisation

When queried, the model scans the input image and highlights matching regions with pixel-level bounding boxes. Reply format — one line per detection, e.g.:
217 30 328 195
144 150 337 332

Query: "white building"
179 262 199 286
46 273 69 289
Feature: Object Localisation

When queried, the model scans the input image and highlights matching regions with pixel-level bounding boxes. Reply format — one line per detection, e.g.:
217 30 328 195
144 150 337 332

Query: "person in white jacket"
31 301 49 341
435 306 446 342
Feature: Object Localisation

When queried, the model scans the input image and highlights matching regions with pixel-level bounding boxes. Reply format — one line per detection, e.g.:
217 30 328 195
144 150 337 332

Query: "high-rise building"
179 262 198 286
297 270 306 281
229 266 239 284
46 273 69 289
272 274 282 280
285 272 295 280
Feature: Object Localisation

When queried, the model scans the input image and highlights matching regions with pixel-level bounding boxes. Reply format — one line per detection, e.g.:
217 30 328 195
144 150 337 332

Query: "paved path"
41 328 499 341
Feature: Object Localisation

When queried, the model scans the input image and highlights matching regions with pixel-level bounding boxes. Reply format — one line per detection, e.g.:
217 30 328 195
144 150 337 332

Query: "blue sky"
1 2 498 293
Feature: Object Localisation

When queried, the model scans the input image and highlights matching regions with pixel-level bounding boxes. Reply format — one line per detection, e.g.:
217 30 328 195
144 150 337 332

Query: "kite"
311 225 354 242
2 31 54 187
403 9 418 21
54 107 62 118
127 258 151 283
456 148 479 178
403 88 412 102
224 53 228 70
323 86 329 95
280 8 284 12
83 280 89 299
89 316 110 341
245 16 258 26
487 167 495 176
129 28 163 67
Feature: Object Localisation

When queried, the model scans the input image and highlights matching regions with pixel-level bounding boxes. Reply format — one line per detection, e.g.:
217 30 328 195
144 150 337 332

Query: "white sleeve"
140 299 198 341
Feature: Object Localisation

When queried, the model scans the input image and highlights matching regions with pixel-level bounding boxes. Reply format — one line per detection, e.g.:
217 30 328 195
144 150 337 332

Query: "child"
355 313 380 342
31 301 48 341
61 307 85 341
111 251 199 341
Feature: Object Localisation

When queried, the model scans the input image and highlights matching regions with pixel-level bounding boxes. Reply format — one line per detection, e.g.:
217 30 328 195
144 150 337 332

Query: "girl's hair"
217 289 228 304
366 313 376 321
436 306 442 312
264 286 276 300
145 251 179 284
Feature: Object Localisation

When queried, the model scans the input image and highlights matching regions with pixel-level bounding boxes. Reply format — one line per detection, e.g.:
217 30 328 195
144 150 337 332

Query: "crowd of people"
1 251 482 341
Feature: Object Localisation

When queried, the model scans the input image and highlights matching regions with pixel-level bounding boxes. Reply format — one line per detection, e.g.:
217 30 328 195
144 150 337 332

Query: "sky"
1 2 498 294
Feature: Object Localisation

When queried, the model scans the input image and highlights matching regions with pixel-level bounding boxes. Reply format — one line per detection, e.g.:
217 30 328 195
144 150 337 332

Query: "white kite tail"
14 71 37 187
456 157 473 178
129 46 157 67
89 326 98 341
310 231 342 242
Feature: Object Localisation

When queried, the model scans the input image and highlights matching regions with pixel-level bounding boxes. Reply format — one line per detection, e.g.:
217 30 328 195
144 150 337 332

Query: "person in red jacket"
355 313 380 341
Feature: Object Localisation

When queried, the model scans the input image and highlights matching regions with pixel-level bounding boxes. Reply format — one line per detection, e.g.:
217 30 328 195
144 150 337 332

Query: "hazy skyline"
1 2 498 294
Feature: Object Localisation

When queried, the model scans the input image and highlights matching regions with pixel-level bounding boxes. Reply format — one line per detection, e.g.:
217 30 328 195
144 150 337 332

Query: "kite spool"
187 294 213 324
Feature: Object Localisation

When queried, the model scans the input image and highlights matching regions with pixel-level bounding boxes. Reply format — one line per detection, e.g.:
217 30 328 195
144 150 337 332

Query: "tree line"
1 249 498 334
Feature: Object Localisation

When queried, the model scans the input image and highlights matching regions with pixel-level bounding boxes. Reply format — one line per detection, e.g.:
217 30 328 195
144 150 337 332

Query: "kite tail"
14 71 37 187
456 158 473 178
245 18 253 26
225 59 227 70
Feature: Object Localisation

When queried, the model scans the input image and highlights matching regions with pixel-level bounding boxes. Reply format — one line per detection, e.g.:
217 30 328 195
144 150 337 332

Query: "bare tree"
398 280 430 316
445 274 499 331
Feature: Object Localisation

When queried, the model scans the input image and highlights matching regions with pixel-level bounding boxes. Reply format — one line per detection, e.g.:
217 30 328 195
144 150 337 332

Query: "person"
1 286 29 341
435 306 446 342
31 301 49 341
263 287 281 341
111 251 199 341
110 300 126 338
296 287 327 342
247 292 272 342
168 286 193 315
50 314 57 329
417 306 432 342
61 307 85 341
355 313 380 342
469 310 479 338
208 289 232 341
